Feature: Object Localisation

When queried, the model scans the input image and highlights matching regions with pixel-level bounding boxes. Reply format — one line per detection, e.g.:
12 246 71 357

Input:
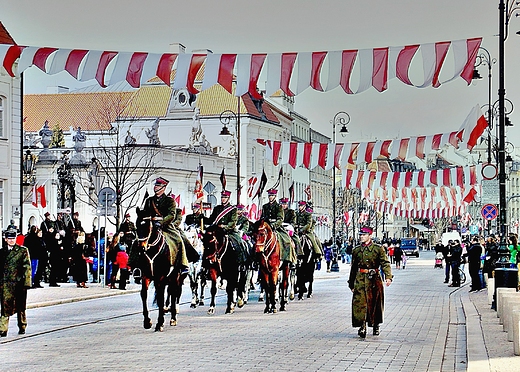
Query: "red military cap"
267 189 278 195
44 212 51 217
154 177 169 186
192 203 201 209
125 213 131 218
221 190 231 197
279 197 289 203
298 200 307 206
359 226 374 235
236 204 245 210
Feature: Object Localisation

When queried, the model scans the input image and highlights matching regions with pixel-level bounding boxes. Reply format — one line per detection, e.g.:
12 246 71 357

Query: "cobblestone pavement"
0 251 518 371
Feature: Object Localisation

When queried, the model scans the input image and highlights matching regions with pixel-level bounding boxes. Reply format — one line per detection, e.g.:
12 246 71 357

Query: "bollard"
513 310 520 355
503 296 520 333
493 267 518 310
497 288 517 319
487 277 494 305
507 304 520 341
499 293 519 325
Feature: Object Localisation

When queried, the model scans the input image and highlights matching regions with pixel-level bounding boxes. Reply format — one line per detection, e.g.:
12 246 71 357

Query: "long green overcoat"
295 210 322 256
262 201 296 263
348 242 392 327
0 244 31 316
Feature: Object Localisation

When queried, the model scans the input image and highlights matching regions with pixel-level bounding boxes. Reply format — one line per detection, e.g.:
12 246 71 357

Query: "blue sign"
469 225 479 235
481 204 498 221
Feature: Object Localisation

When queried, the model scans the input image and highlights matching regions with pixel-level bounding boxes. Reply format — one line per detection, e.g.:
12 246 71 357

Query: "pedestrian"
443 240 452 284
401 249 407 269
114 244 129 290
348 226 392 338
508 233 520 269
323 238 333 272
388 241 395 264
71 231 89 288
23 226 45 288
393 241 402 270
0 229 32 337
467 236 483 292
449 240 463 287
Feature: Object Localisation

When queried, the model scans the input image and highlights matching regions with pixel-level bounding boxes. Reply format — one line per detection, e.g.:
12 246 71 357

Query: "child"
401 250 407 269
115 244 129 290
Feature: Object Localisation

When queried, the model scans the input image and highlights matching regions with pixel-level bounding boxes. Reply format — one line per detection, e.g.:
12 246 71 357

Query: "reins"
257 224 278 267
137 216 167 277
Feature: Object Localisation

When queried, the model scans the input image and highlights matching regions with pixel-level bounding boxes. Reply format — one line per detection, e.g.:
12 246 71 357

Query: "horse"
251 219 281 314
134 207 186 331
201 224 239 315
295 234 316 300
184 224 207 308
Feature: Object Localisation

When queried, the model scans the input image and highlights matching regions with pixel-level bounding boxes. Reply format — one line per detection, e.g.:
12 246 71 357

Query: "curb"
27 288 141 309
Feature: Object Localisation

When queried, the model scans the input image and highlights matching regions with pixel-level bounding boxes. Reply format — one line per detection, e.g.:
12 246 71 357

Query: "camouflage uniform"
262 201 296 263
348 241 392 328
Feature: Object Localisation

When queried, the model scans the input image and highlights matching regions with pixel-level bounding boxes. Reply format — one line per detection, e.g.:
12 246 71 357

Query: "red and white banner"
31 183 47 208
256 105 488 170
0 37 481 95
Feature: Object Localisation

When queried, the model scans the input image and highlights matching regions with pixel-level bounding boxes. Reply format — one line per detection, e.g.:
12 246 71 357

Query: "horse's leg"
307 267 314 298
141 278 152 329
244 266 253 304
225 268 238 314
269 270 278 313
207 268 217 315
289 265 296 301
279 264 289 311
154 279 166 332
199 269 206 306
170 275 180 326
189 264 198 308
236 265 247 308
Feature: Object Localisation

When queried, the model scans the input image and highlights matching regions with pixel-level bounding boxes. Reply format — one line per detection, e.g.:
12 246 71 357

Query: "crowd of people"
432 233 520 293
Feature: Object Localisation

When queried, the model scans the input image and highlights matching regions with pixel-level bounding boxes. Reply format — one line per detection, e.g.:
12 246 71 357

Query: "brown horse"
134 207 186 331
202 224 239 315
251 219 281 314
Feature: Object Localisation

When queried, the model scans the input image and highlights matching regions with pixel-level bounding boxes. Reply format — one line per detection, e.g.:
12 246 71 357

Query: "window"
0 97 3 137
251 147 256 174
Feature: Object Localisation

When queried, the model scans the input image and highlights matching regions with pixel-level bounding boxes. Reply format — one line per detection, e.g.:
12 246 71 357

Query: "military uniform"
0 231 32 336
173 208 199 263
143 192 189 269
295 206 322 257
348 240 392 330
282 205 303 256
262 199 296 263
185 211 205 230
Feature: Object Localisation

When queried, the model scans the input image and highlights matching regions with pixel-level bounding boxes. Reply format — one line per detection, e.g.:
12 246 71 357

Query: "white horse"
184 224 206 308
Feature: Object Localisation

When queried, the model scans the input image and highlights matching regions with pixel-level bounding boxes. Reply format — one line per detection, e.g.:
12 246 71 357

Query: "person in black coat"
24 226 46 288
467 236 483 292
449 240 463 287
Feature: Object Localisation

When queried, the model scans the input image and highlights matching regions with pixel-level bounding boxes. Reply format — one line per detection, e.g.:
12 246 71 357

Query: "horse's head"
252 219 273 254
135 207 160 251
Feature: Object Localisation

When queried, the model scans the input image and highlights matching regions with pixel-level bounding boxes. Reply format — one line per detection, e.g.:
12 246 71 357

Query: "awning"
410 224 433 232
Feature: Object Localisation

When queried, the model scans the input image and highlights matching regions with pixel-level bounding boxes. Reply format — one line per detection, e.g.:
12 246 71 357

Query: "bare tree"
73 93 159 229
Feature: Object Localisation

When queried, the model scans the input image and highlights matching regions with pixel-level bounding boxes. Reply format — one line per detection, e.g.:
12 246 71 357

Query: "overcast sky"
2 0 519 146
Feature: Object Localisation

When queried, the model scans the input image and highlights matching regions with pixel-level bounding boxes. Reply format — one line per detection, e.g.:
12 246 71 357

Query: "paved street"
0 251 518 371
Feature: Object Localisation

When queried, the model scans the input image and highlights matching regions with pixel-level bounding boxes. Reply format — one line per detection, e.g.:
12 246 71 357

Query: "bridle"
137 216 166 277
255 222 278 266
204 228 229 273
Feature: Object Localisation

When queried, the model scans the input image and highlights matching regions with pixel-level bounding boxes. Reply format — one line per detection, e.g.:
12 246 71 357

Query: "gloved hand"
153 221 162 229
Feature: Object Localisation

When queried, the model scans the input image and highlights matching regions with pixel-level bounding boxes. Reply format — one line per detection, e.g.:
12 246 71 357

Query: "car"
400 237 419 257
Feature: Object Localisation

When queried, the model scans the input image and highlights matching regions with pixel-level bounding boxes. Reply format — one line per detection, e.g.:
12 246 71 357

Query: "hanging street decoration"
0 37 481 95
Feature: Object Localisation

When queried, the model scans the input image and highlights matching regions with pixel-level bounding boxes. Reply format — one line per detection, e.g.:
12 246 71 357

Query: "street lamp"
331 111 350 272
498 0 519 251
219 109 241 205
22 150 38 186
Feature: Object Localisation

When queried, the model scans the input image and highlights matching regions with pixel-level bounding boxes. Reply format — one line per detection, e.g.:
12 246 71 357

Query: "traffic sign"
481 163 498 180
480 179 499 204
481 203 498 221
96 206 117 216
98 187 116 206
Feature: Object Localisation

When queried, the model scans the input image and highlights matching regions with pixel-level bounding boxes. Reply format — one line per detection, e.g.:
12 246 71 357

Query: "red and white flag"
458 105 489 151
194 165 204 202
247 176 259 198
37 184 47 208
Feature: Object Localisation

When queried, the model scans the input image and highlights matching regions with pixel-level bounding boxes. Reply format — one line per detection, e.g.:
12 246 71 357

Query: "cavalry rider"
173 207 200 263
236 204 251 235
348 226 392 338
142 177 190 274
261 189 296 264
295 200 322 259
185 203 204 230
306 202 323 255
205 190 249 262
280 197 303 256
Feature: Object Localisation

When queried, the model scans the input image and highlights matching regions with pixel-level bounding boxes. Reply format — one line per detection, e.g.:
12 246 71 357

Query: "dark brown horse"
251 219 281 314
202 224 239 315
295 234 316 300
134 207 185 331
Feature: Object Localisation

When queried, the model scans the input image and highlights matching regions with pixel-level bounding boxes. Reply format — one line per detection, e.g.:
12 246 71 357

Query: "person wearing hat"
39 212 61 287
185 203 204 230
348 226 392 338
172 207 200 263
280 198 302 256
205 190 249 264
118 213 136 248
295 201 322 259
261 189 296 264
0 229 32 337
142 177 190 274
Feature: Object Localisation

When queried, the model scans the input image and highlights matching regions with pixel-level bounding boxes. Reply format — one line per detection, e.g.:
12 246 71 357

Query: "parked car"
401 237 419 257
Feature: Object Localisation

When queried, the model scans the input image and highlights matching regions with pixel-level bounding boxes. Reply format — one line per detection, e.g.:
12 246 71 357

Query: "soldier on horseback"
261 189 296 265
295 200 323 259
142 177 190 275
185 203 204 229
205 190 249 263
280 197 303 257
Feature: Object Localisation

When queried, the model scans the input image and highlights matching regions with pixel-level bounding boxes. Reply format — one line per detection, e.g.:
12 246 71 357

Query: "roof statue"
188 107 212 154
146 117 161 146
38 120 57 162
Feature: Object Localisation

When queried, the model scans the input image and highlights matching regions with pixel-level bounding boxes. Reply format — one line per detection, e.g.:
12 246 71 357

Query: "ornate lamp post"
219 109 241 205
330 112 349 272
22 150 38 186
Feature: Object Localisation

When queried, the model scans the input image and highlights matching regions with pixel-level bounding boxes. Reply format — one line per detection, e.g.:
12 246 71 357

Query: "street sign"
98 187 116 207
96 206 117 216
480 179 499 204
481 163 498 180
204 181 216 194
469 225 479 235
481 204 498 221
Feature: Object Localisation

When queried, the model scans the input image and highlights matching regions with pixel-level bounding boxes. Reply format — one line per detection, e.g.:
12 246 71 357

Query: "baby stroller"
434 252 443 269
